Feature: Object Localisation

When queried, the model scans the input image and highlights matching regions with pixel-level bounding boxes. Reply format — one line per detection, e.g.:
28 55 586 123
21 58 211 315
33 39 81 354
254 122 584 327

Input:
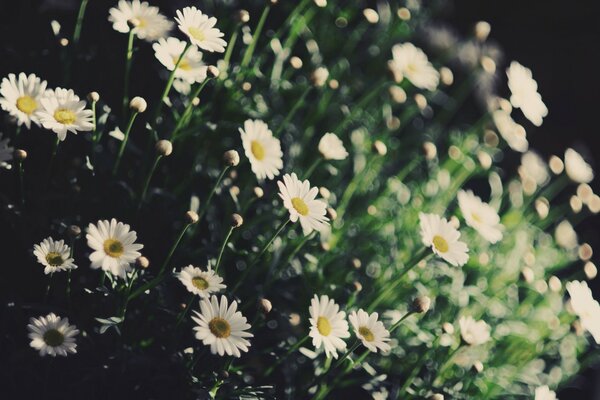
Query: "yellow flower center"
317 316 332 336
250 140 265 161
209 317 231 338
471 212 482 223
188 27 205 42
54 108 77 125
291 197 309 216
358 326 375 342
45 252 64 267
192 276 209 290
432 235 449 253
43 329 65 347
103 239 124 258
16 95 37 115
174 57 192 71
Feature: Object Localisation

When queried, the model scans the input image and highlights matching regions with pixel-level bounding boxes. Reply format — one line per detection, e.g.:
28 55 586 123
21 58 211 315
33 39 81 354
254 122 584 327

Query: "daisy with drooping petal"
153 37 208 84
419 212 469 266
388 43 439 91
177 265 226 298
175 7 227 53
309 295 350 358
349 309 391 353
33 237 77 275
37 88 94 141
239 119 283 180
535 385 558 400
0 132 14 167
564 148 594 184
458 315 491 345
86 218 144 279
566 280 600 343
318 132 348 161
506 61 548 127
492 109 528 153
108 0 172 42
0 73 48 128
278 173 329 236
28 313 79 357
192 295 253 357
457 190 503 244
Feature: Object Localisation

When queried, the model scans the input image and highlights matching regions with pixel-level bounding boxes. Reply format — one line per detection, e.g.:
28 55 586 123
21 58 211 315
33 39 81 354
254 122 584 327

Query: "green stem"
198 166 230 220
122 29 136 118
139 154 163 205
303 158 322 179
221 27 240 73
91 100 98 138
175 293 196 327
240 4 271 69
44 273 53 302
158 223 191 277
112 111 139 175
72 0 89 46
153 42 191 128
170 78 212 140
265 335 309 376
332 340 360 370
215 227 234 273
17 160 25 207
274 86 311 137
389 311 414 333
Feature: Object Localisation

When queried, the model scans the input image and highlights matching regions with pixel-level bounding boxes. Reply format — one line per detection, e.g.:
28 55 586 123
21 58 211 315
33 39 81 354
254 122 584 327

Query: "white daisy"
175 7 227 53
28 313 79 357
419 212 469 266
564 148 594 183
0 132 14 166
192 295 253 357
457 190 503 244
153 37 208 84
388 43 439 91
37 88 94 141
458 315 491 345
177 265 226 298
277 173 329 236
492 109 528 153
566 280 600 343
309 295 350 358
239 119 283 180
348 309 391 353
0 73 48 128
33 237 77 275
506 61 548 127
520 151 549 186
108 0 173 42
318 132 348 161
86 218 144 279
535 386 558 400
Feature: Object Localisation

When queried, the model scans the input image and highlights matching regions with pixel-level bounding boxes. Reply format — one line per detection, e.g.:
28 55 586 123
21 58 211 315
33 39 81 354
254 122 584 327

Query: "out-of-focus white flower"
108 0 173 42
33 237 77 275
520 151 549 186
459 315 491 345
534 385 557 400
239 119 283 180
37 88 94 141
0 133 14 166
349 309 391 353
309 295 350 358
506 61 548 126
28 313 79 357
492 110 528 152
177 265 226 298
555 220 578 250
457 190 503 243
311 67 329 87
0 73 48 128
564 148 594 183
389 43 439 91
153 37 208 84
419 212 469 266
175 6 227 53
278 173 329 236
566 281 600 343
318 132 348 160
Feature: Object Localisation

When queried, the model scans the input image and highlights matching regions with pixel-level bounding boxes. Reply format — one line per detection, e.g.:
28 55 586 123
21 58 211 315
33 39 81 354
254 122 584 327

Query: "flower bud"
67 225 81 239
474 21 491 42
311 67 329 87
207 65 220 78
155 140 173 156
472 360 484 373
185 211 199 224
136 256 150 269
372 140 387 156
129 96 147 113
397 7 411 21
353 281 363 292
253 186 264 198
231 213 244 228
14 149 27 161
259 298 272 314
429 395 444 400
423 142 437 160
326 207 337 221
411 295 431 314
223 150 240 167
235 9 250 24
87 91 100 103
439 67 454 86
351 258 361 269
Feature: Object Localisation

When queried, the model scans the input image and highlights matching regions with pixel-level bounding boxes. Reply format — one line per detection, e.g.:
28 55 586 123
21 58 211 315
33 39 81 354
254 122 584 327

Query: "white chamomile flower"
28 313 79 357
458 315 491 345
278 173 330 236
153 37 208 84
175 7 227 53
37 88 94 141
33 237 77 275
318 132 348 161
192 295 253 357
177 265 226 298
389 43 439 91
492 109 528 152
349 309 391 353
566 281 600 343
86 218 144 279
239 119 283 180
419 212 469 266
564 148 594 183
309 295 350 358
0 73 48 128
0 132 14 166
108 0 173 42
506 61 548 127
457 190 503 244
535 385 558 400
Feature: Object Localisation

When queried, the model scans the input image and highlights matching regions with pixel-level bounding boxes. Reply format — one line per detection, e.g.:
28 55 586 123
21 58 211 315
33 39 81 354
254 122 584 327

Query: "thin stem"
17 160 25 207
153 42 191 128
119 267 140 320
139 154 163 205
221 27 240 73
198 166 230 220
72 0 89 46
303 158 322 179
240 4 271 69
44 273 53 302
158 223 191 277
112 111 139 175
47 137 60 183
175 293 196 327
215 227 234 273
91 100 98 138
274 86 311 137
332 340 360 370
170 78 212 140
389 311 415 333
122 29 136 118
265 336 309 376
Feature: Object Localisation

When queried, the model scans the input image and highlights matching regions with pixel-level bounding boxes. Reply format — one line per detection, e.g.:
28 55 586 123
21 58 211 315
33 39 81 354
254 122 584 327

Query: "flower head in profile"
309 295 350 358
175 7 227 53
506 61 548 126
108 0 172 42
239 119 283 180
86 218 144 278
177 265 225 298
419 212 469 266
153 37 208 84
566 280 600 343
534 385 557 400
564 148 594 183
0 133 14 166
33 237 77 275
492 109 528 152
278 173 329 235
28 313 79 357
37 88 94 141
389 43 439 91
457 190 503 244
318 132 348 161
459 315 491 345
0 73 48 128
192 295 253 357
349 309 391 353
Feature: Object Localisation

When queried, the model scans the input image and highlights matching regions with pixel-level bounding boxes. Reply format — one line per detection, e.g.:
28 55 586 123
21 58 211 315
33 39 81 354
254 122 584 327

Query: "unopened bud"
14 149 27 161
259 298 272 314
185 211 199 224
429 394 444 400
311 67 329 87
411 296 431 314
521 267 534 283
326 207 337 221
397 7 411 21
579 243 593 261
372 140 387 156
584 261 597 280
87 91 100 103
549 155 564 175
231 213 244 228
351 258 361 269
136 256 150 269
423 142 437 160
439 67 454 86
474 21 491 42
353 281 363 292
235 9 250 24
129 96 147 113
253 186 264 198
472 360 484 373
67 225 81 239
207 65 220 78
155 140 173 156
363 8 379 24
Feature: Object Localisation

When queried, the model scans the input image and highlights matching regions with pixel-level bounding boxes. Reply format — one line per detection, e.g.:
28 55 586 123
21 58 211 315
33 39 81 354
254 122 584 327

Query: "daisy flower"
37 88 94 141
388 43 439 91
175 7 227 53
177 265 226 298
318 132 348 161
239 119 283 180
535 386 558 400
86 218 144 279
419 212 469 266
566 281 600 343
348 309 391 353
520 151 549 186
492 109 528 153
0 132 14 167
457 190 503 244
0 72 48 128
28 313 79 357
33 237 77 275
459 315 491 345
564 148 594 183
192 295 253 357
506 61 548 127
309 295 350 358
108 0 173 42
153 37 208 84
277 173 329 236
